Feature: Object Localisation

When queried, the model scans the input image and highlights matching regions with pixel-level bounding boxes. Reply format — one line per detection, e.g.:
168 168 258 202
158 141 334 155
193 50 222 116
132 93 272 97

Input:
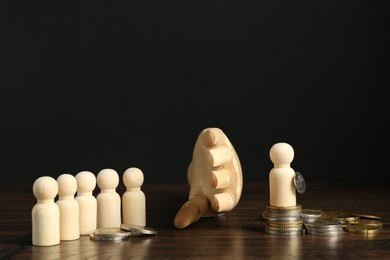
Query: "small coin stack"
344 218 383 235
304 219 344 236
262 204 304 236
90 224 158 242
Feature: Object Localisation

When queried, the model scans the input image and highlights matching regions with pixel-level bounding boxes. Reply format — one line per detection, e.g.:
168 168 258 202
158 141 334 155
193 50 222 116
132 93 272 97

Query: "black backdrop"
1 1 389 185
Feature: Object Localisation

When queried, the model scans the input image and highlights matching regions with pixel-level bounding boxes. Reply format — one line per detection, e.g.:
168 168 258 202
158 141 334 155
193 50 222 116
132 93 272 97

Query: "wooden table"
1 182 389 259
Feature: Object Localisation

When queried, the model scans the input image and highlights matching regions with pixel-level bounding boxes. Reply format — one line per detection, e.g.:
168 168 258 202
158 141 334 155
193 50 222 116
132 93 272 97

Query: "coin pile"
302 209 383 236
263 204 304 236
90 224 158 241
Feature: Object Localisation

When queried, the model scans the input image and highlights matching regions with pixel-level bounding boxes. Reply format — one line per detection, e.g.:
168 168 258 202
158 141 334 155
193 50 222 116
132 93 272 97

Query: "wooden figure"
269 142 296 207
174 127 243 229
32 176 60 246
122 167 146 227
56 173 80 241
75 171 97 235
96 168 121 228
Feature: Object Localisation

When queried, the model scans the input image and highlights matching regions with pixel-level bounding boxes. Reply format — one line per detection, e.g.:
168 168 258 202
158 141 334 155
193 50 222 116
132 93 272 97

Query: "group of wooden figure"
32 167 145 246
32 126 301 247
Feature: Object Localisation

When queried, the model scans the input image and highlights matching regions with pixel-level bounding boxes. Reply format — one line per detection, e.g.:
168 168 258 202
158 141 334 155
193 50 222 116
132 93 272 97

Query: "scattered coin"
353 219 383 228
89 233 129 241
294 172 306 194
90 227 132 241
344 225 380 235
349 213 382 220
120 224 158 236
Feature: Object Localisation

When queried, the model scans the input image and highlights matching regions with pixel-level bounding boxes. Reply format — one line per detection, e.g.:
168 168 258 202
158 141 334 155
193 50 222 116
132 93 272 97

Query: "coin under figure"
174 127 243 229
32 176 60 246
56 173 80 241
75 171 97 235
97 169 121 228
122 167 146 227
269 142 296 207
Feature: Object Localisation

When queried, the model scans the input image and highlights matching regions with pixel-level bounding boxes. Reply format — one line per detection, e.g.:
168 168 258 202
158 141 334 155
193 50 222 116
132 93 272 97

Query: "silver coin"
120 224 158 235
304 220 342 229
294 172 306 194
265 228 303 236
306 229 344 236
89 232 130 241
93 227 132 238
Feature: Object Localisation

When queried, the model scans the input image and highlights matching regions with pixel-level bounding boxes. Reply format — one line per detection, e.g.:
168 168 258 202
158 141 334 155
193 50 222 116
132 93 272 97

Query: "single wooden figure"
32 176 60 246
56 173 80 241
96 168 121 228
122 167 146 227
75 171 97 235
269 142 296 207
174 127 243 229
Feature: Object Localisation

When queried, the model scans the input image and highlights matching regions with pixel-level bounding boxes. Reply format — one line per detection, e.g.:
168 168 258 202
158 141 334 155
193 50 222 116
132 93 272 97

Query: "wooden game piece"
75 171 97 235
56 173 80 241
96 168 121 228
32 176 60 246
122 167 146 227
174 127 243 229
269 142 296 207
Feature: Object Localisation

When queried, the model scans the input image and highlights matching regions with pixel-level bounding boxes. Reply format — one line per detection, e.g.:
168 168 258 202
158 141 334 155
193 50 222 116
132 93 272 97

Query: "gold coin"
350 213 381 220
267 224 303 230
266 204 302 212
353 219 383 228
344 217 360 223
344 225 380 234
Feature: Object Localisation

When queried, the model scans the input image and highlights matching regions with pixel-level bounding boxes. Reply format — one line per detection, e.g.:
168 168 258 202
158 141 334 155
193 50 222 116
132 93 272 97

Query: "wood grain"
1 182 389 259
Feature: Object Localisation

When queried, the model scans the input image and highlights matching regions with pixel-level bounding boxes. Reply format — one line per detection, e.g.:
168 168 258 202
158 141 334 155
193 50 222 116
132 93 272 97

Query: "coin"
265 228 303 236
120 224 158 236
266 220 303 229
90 227 132 241
344 225 380 235
349 213 382 220
93 227 132 238
294 172 306 194
89 233 129 241
355 219 383 228
306 229 344 236
266 204 302 212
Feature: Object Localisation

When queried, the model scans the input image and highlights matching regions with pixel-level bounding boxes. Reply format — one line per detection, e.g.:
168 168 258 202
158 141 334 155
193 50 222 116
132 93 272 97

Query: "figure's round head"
57 174 77 196
123 167 144 188
75 171 96 193
33 176 58 200
97 168 119 190
269 142 294 165
203 128 222 147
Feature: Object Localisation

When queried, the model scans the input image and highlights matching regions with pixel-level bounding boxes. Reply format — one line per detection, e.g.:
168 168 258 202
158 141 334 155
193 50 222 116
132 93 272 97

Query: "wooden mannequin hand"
174 128 243 229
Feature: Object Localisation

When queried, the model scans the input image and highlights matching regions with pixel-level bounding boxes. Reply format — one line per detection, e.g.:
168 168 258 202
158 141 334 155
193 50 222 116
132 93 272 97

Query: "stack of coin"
90 225 158 242
304 219 344 236
263 204 303 236
343 219 383 235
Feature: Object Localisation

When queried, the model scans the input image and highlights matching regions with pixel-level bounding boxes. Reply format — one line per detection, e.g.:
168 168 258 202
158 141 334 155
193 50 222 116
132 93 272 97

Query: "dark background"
1 1 389 185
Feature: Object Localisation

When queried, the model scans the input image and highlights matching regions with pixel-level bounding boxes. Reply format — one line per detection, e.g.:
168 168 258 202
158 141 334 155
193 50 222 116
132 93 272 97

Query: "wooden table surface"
1 181 389 259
